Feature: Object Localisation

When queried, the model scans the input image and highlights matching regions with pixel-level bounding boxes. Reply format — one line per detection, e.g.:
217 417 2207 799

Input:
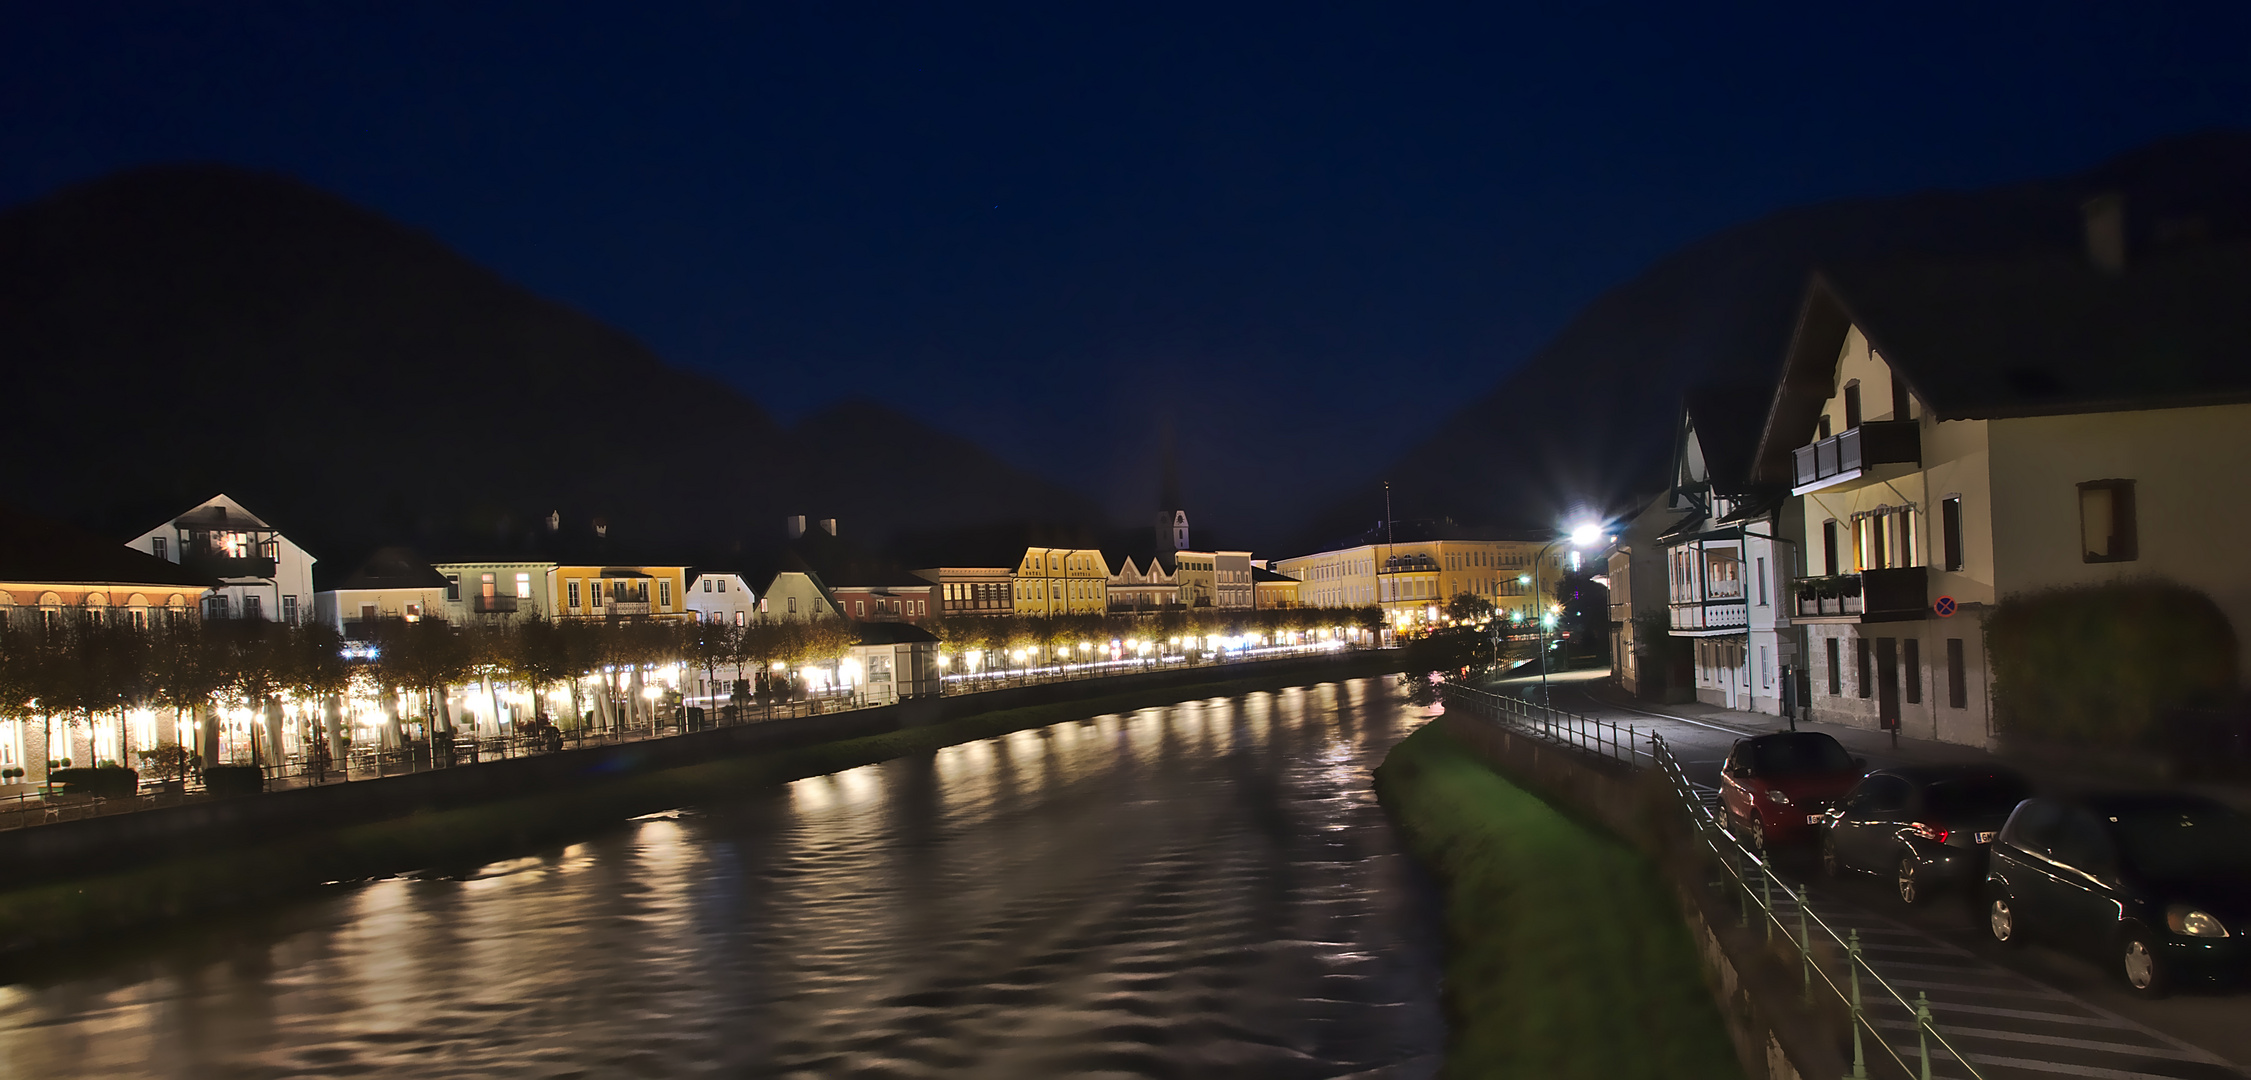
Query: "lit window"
516 572 531 599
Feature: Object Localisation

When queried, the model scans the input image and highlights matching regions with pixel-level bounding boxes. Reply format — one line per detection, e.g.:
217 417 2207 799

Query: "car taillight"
1910 822 1949 843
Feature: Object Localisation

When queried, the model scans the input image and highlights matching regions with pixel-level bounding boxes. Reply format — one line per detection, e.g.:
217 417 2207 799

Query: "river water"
0 676 1445 1079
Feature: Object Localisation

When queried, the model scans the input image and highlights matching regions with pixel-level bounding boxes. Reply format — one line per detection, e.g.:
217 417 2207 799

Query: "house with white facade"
1747 200 2251 746
128 494 316 626
684 570 758 626
434 561 557 624
1660 387 1802 715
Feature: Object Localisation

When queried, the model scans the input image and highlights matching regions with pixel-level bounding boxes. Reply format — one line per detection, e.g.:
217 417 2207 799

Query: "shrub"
48 766 140 798
203 764 266 797
1986 579 2237 746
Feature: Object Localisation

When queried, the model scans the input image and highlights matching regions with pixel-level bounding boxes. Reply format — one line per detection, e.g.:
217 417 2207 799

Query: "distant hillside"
0 165 1101 566
1303 131 2251 546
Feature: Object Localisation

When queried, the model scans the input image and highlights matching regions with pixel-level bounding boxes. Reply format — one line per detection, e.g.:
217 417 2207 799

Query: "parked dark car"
1819 765 2030 904
1719 732 1866 851
1986 793 2251 996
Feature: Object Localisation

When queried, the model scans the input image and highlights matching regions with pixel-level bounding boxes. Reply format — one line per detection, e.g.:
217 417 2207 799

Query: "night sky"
6 4 2248 543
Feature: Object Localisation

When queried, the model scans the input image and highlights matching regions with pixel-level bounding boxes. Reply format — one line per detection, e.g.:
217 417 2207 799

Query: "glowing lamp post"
1533 520 1607 706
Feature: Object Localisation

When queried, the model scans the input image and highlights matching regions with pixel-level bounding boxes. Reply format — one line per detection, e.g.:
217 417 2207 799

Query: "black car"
1820 765 2030 904
1986 793 2251 996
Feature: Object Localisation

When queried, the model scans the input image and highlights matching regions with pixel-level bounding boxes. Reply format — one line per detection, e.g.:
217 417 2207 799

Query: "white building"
684 570 759 626
1748 203 2251 746
128 494 316 625
1660 390 1800 715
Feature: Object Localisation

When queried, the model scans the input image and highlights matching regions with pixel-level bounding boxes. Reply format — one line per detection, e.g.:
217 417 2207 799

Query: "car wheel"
1746 816 1768 855
1988 891 2019 946
1819 835 1843 878
1896 855 1922 905
2121 930 2167 997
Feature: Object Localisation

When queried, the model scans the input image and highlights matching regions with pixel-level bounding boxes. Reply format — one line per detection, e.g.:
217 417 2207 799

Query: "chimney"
545 510 560 532
817 518 837 536
2082 192 2126 274
593 517 609 539
786 515 807 539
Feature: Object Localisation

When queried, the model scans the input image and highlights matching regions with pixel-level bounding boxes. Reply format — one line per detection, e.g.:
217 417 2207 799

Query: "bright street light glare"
1568 522 1602 547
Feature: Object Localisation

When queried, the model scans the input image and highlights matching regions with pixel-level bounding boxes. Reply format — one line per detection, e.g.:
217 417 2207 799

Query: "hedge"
1985 579 2237 746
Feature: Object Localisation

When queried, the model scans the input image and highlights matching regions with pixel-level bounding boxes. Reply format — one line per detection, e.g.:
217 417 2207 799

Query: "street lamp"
1534 520 1607 706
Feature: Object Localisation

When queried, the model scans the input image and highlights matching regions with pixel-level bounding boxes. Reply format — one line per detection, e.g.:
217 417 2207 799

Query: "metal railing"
1437 681 1652 768
1650 732 1988 1080
1435 677 1985 1079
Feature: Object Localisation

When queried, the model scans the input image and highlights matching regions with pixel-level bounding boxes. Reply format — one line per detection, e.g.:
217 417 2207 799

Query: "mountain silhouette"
0 165 1101 567
1303 131 2251 547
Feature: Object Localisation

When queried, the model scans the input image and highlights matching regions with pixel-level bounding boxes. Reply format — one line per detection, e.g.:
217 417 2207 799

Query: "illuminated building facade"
129 494 317 626
550 564 691 620
917 566 1017 617
1750 236 2251 747
315 548 452 635
1 503 216 785
1278 526 1562 624
1252 566 1302 609
684 570 758 625
1104 553 1180 613
436 561 557 623
1013 547 1109 616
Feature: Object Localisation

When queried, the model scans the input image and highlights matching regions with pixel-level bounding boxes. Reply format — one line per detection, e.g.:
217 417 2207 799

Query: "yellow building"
1252 567 1302 609
1277 532 1565 625
1013 548 1109 617
549 565 691 620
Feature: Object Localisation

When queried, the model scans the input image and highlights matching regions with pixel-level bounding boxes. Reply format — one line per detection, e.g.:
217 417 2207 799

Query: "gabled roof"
1252 567 1300 584
0 503 215 589
1754 246 2251 482
318 547 449 593
853 622 938 646
169 494 276 532
1679 382 1773 491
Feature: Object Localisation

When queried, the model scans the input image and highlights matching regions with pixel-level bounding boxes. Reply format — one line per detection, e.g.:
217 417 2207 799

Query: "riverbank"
1373 720 1741 1079
0 659 1399 961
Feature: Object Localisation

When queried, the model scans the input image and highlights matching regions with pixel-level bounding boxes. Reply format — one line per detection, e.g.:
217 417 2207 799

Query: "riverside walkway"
0 642 1363 833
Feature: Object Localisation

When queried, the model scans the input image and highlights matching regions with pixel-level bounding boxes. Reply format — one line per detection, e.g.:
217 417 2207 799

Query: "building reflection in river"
0 676 1444 1079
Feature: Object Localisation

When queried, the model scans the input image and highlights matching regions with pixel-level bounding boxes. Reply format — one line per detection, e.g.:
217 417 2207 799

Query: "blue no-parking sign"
1933 596 1957 618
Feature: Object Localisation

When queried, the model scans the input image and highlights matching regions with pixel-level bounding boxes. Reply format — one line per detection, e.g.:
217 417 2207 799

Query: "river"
0 676 1445 1079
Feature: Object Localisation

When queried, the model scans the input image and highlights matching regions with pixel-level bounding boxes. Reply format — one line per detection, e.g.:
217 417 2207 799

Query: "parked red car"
1719 732 1866 851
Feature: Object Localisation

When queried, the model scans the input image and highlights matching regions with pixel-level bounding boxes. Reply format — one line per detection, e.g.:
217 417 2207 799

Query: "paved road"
1481 669 2251 1079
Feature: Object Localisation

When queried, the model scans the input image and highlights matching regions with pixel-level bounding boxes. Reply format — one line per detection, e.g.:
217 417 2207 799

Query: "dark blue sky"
6 3 2248 541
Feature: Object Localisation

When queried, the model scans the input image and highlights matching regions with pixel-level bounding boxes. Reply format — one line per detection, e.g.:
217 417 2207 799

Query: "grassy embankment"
1374 720 1742 1080
0 665 1370 956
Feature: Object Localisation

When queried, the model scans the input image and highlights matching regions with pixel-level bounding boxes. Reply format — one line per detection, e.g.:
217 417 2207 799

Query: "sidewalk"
1563 670 2251 810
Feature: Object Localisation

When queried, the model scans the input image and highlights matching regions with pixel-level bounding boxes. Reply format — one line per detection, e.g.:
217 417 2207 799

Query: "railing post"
1797 884 1813 1004
1915 991 1933 1080
1762 865 1774 943
1848 929 1868 1080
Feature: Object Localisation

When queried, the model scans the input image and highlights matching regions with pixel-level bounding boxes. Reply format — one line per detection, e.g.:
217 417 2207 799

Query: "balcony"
180 551 277 580
603 600 652 616
1794 567 1928 623
1791 421 1920 495
471 594 519 614
1670 599 1749 635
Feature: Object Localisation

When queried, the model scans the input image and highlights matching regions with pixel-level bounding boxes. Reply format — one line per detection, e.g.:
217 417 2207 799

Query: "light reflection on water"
0 677 1444 1079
